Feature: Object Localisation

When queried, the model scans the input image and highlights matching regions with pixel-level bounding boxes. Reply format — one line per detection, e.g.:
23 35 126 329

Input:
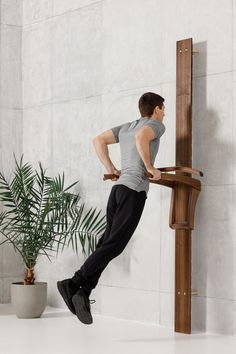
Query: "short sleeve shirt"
110 116 166 197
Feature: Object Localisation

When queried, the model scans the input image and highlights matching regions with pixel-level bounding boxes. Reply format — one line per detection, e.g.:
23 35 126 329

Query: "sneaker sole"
57 281 76 315
72 293 93 325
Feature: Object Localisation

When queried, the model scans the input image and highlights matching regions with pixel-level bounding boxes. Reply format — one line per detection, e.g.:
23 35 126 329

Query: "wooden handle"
103 174 120 181
157 166 203 177
103 172 154 180
103 166 203 181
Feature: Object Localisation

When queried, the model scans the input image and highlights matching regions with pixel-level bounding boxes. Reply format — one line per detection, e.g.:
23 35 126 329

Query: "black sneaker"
57 278 80 315
72 288 96 325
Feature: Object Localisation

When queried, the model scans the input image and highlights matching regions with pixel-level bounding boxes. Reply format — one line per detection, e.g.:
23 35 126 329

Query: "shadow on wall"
192 39 233 334
192 40 207 334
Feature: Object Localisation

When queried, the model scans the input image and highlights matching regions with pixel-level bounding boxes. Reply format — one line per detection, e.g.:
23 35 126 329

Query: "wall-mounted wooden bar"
175 37 193 334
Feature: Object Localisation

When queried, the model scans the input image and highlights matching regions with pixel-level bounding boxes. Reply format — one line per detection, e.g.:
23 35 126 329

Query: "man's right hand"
146 167 162 181
105 166 121 181
111 168 121 181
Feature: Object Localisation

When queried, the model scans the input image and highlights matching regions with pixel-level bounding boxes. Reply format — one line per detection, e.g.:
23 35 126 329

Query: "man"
57 92 166 324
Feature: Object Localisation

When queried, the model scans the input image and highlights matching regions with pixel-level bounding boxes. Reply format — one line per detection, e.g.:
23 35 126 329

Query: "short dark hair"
138 92 165 118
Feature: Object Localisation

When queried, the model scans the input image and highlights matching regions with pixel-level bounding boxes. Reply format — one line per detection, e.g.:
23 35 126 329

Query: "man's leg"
71 184 118 294
71 184 147 296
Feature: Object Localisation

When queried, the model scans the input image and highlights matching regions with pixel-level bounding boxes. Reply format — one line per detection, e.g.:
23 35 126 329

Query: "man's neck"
142 116 163 123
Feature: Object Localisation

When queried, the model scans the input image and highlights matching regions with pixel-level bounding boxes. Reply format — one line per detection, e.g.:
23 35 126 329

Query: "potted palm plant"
0 154 106 318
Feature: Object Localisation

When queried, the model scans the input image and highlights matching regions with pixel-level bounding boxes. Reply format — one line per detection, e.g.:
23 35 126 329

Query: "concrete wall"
0 0 236 336
0 0 24 303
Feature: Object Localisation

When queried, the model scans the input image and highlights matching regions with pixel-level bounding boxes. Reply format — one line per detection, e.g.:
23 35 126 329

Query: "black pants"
71 184 147 296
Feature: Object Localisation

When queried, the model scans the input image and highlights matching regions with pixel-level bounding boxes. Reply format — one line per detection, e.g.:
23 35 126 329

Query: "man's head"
138 92 165 121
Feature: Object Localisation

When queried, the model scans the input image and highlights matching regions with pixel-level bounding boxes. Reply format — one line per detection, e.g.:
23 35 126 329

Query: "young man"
57 92 166 324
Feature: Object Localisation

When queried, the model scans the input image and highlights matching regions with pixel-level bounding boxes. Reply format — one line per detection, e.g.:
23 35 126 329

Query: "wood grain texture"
175 38 193 334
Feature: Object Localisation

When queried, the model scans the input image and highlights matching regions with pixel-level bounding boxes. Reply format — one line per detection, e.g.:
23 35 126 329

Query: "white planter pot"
11 282 47 318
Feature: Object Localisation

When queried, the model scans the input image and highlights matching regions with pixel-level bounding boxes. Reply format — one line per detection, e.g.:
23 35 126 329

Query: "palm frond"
0 153 107 269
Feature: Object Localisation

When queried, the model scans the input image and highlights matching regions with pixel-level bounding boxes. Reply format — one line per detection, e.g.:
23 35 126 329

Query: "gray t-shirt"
111 116 166 197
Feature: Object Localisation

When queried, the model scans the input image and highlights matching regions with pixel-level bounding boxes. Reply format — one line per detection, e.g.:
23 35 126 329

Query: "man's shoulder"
118 119 137 129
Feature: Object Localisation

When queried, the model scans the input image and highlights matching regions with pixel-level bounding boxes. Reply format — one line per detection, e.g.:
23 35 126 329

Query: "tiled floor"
0 304 236 354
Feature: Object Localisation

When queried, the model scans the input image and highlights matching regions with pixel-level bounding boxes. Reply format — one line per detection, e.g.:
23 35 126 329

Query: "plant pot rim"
11 281 47 285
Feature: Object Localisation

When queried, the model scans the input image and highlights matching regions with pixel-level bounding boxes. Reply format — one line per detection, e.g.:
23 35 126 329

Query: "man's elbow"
92 136 100 144
92 135 104 146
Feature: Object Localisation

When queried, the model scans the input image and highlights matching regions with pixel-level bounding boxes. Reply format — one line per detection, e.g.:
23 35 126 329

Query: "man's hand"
92 134 118 178
106 167 121 181
146 167 162 181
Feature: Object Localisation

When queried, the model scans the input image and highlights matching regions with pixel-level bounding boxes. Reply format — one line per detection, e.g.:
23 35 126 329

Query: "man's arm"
135 126 161 180
92 129 120 178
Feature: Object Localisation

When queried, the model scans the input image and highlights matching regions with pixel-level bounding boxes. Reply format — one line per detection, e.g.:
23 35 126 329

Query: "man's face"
161 104 165 117
155 103 165 119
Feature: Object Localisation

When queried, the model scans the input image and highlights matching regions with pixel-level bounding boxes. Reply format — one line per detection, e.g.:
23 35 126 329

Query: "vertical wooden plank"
175 38 193 334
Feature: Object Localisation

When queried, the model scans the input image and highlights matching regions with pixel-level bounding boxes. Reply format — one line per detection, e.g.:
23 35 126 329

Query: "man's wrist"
105 164 117 174
145 164 154 170
104 161 114 171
